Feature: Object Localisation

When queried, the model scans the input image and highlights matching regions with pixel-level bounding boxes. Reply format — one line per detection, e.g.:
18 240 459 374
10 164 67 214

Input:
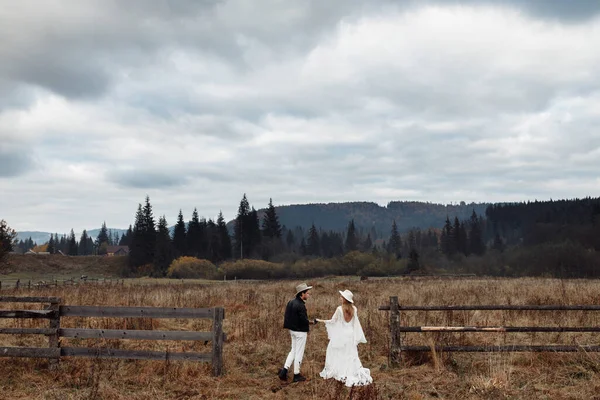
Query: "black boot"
278 367 288 381
293 373 306 382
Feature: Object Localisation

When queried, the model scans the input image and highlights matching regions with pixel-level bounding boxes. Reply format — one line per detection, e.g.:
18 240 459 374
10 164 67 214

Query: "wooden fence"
0 296 225 376
380 296 600 367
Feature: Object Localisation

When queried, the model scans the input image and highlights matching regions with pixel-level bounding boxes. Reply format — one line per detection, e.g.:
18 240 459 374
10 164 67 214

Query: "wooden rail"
0 296 226 376
380 296 600 367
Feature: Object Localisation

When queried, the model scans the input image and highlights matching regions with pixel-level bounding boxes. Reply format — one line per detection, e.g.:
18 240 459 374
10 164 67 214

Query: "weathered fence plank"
60 306 214 319
389 296 401 367
212 307 224 376
0 347 60 358
0 310 54 319
0 328 56 335
61 347 212 362
59 328 214 341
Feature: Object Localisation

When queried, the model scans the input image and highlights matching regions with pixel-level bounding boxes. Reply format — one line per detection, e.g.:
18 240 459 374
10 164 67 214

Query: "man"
278 282 316 382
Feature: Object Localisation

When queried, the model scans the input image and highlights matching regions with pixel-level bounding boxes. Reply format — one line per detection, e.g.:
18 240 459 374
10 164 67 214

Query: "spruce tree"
78 230 90 255
262 198 282 238
388 220 402 257
173 209 187 257
307 223 320 256
0 220 17 263
468 210 486 255
217 211 232 261
234 194 250 258
154 215 174 276
345 219 359 253
186 208 201 257
97 222 109 253
68 229 78 256
47 234 56 254
363 234 373 251
129 204 145 268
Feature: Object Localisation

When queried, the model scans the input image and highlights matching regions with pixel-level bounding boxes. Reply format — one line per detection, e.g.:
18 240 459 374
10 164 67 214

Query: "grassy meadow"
2 276 600 399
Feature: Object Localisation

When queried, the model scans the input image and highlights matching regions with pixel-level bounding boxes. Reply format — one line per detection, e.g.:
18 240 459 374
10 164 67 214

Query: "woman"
316 289 373 387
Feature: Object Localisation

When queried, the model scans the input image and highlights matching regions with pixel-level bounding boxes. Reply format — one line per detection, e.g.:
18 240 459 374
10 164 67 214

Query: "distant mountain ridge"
269 201 490 234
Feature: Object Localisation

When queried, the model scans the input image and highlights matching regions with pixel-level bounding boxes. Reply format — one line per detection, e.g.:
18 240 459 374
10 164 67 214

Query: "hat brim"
339 290 354 303
296 286 313 295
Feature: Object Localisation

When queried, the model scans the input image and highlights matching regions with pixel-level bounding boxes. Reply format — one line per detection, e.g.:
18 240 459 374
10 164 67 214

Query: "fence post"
48 298 61 369
390 296 402 367
16 279 20 290
212 307 224 376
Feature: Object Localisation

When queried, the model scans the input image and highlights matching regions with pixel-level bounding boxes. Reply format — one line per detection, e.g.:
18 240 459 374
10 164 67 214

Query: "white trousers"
284 330 307 375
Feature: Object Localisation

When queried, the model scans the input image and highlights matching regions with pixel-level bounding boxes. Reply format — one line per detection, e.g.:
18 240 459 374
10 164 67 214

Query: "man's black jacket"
283 297 309 332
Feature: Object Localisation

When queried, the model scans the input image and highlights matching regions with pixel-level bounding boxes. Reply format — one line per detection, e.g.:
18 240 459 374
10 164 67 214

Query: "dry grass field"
2 276 600 399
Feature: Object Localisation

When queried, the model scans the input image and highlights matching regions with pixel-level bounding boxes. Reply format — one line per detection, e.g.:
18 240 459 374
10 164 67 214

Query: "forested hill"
268 201 491 234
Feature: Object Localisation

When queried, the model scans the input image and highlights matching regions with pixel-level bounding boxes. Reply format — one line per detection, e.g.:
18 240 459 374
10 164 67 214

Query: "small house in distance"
105 246 130 256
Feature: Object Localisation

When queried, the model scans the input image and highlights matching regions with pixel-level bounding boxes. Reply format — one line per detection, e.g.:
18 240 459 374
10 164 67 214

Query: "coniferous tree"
97 222 110 254
47 234 56 254
363 234 373 251
129 204 145 268
119 225 133 246
262 198 282 239
0 220 17 263
142 195 156 262
306 224 320 256
216 211 232 261
345 219 359 253
68 229 78 256
468 210 486 255
388 220 402 257
248 207 261 257
198 217 209 259
458 221 468 256
78 230 90 255
173 210 187 257
234 194 251 258
154 215 174 277
286 229 295 251
186 208 201 257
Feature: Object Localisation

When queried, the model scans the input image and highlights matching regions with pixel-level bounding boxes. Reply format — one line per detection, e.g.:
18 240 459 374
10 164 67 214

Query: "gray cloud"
2 1 600 233
0 147 33 177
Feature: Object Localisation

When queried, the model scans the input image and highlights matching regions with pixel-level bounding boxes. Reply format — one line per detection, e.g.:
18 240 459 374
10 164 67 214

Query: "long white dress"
319 305 373 386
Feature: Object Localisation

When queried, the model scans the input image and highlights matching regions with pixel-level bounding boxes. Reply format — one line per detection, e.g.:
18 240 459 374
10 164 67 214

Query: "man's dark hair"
296 289 309 298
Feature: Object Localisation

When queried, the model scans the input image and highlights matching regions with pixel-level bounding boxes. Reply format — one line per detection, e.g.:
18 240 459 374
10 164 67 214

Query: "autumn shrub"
166 257 218 279
288 257 342 277
218 259 285 280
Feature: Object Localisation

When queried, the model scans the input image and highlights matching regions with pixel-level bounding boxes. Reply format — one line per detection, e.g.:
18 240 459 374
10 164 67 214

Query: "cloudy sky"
2 0 600 234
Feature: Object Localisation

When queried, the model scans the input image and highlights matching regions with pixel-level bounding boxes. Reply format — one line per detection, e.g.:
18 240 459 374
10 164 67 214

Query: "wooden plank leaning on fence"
379 296 600 366
0 296 226 376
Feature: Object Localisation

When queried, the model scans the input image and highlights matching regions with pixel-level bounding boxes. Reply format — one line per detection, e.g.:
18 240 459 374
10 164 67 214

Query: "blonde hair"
342 297 354 322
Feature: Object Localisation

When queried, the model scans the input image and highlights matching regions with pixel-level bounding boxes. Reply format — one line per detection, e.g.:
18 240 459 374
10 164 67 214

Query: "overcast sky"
2 0 600 233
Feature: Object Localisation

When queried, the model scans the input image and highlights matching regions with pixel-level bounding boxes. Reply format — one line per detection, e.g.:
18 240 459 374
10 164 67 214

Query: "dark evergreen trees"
261 198 282 260
129 196 156 269
468 210 486 255
97 221 110 255
216 211 232 261
388 220 402 257
345 219 359 253
306 224 320 256
186 208 201 257
68 229 78 256
154 215 174 276
47 234 56 254
0 220 17 264
78 230 92 255
173 210 187 257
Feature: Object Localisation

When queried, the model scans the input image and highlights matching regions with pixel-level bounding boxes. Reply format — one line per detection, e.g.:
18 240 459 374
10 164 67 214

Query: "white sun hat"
339 289 354 303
